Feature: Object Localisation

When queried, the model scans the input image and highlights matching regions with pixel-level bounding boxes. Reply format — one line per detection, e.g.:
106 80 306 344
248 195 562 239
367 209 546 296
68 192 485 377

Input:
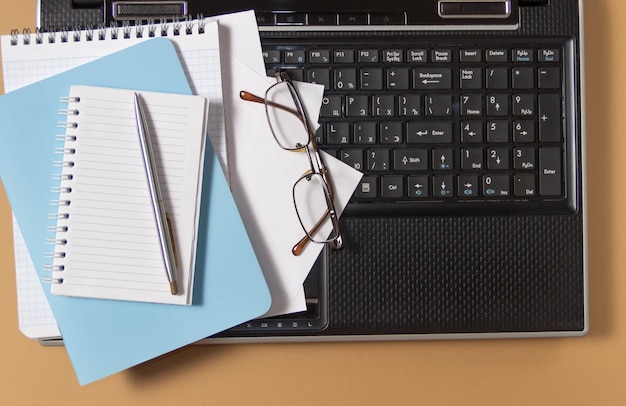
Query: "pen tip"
170 281 179 295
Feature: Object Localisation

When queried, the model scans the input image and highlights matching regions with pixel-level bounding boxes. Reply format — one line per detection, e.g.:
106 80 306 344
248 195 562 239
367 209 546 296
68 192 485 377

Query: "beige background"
1 1 625 404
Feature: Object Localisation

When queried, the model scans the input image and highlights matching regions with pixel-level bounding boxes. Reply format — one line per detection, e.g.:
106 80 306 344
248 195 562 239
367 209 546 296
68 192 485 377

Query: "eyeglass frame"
239 71 343 255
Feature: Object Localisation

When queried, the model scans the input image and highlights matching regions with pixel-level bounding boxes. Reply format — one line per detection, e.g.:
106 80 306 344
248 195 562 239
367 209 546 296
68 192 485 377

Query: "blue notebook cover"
0 38 270 384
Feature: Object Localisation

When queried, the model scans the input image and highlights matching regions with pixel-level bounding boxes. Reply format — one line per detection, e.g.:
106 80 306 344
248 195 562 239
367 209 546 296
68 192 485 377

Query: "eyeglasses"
240 71 343 256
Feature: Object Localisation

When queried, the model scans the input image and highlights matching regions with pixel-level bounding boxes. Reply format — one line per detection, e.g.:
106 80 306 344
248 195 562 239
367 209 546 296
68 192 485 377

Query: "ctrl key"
539 147 562 196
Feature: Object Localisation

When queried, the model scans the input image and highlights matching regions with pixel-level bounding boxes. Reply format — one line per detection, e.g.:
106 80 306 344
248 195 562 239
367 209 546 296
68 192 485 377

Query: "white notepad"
48 85 208 305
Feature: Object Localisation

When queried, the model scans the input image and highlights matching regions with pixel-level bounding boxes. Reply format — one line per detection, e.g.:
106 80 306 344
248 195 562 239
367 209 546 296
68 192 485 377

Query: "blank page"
49 85 207 305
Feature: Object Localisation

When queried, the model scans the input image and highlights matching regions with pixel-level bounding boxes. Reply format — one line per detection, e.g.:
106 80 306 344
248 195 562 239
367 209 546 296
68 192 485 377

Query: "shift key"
539 147 562 196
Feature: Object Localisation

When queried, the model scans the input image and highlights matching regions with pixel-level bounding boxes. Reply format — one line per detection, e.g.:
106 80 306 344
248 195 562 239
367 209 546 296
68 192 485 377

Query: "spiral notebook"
1 11 263 339
0 12 271 385
48 85 208 305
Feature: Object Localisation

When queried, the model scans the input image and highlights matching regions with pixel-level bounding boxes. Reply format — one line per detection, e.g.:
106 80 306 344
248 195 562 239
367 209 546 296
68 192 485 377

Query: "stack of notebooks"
0 12 272 385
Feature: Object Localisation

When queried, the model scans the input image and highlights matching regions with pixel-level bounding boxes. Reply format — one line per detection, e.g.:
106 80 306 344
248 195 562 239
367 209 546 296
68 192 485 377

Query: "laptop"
37 0 587 341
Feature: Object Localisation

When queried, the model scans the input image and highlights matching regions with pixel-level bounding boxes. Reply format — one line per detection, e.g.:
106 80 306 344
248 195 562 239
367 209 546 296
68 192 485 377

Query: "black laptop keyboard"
262 37 573 215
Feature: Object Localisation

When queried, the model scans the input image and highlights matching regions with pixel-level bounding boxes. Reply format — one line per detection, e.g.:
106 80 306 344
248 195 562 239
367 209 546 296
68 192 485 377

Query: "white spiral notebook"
0 14 229 337
47 85 207 305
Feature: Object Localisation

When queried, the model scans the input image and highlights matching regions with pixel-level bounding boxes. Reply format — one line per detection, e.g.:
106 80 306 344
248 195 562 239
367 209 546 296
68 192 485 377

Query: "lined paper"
50 85 207 304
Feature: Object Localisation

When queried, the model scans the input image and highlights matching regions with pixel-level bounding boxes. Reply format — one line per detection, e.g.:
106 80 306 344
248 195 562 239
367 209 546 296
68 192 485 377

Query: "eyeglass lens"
265 81 311 150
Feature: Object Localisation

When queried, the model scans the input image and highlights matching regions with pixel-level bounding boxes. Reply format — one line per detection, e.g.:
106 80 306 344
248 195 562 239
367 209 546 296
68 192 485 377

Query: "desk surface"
1 1 626 404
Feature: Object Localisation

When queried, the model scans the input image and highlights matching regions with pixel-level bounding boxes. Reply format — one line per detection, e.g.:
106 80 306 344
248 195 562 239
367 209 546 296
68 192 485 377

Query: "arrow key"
408 175 430 198
458 175 479 197
432 148 453 170
433 175 454 198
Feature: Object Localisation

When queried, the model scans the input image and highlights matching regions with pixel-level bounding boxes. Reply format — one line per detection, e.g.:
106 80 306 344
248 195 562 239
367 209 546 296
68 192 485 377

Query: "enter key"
539 147 562 196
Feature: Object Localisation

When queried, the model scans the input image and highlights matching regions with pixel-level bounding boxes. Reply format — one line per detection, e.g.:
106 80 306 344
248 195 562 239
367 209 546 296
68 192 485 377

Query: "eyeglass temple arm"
239 90 302 117
292 207 330 256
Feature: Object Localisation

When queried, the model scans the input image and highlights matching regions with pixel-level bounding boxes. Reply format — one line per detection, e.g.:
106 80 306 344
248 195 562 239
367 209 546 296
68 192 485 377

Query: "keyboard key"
360 67 384 90
458 175 479 197
425 94 453 117
538 48 560 62
284 49 306 63
367 148 391 171
334 68 357 90
354 121 377 144
487 120 509 143
486 67 508 89
460 68 482 89
394 149 428 171
538 94 562 142
513 94 535 116
370 13 405 25
460 49 482 62
380 121 403 144
408 175 429 198
538 67 560 89
387 67 410 90
460 94 483 116
309 49 331 63
432 49 452 63
539 147 562 196
407 49 428 63
487 94 508 116
433 175 454 197
399 94 422 116
327 122 350 144
339 13 368 25
356 175 378 198
433 148 454 170
512 67 534 89
382 175 404 198
461 121 484 143
263 50 281 64
514 174 537 197
513 48 534 62
486 48 508 62
483 174 510 197
487 147 510 169
341 148 364 171
461 148 484 170
309 13 338 26
383 49 403 63
320 95 343 117
276 13 306 25
334 49 355 63
513 120 535 142
406 122 453 143
358 49 379 63
283 68 304 81
413 68 452 90
373 95 396 117
514 147 536 170
346 95 370 117
308 68 331 90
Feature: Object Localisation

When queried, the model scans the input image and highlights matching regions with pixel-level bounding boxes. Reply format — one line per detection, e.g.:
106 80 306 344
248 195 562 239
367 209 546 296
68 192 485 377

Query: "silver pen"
134 92 179 295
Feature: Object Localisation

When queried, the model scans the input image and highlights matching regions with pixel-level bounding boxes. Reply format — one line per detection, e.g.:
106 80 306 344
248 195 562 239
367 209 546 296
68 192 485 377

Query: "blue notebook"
0 38 270 384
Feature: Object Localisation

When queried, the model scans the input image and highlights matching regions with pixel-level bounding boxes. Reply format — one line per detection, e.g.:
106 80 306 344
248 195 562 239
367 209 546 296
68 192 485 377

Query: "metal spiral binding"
42 276 64 284
9 16 208 47
44 95 80 286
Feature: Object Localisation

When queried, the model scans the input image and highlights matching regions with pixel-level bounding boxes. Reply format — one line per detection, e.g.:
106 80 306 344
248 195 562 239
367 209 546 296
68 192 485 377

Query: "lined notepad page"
50 86 207 304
